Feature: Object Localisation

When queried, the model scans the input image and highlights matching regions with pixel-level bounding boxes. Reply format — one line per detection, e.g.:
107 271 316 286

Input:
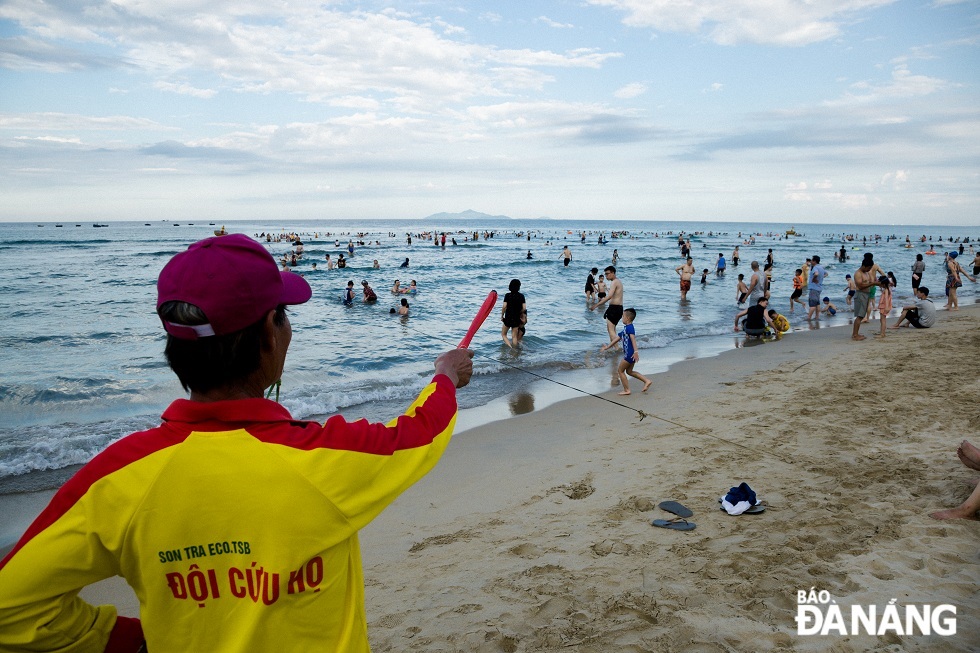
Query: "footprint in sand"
592 539 632 556
508 543 544 559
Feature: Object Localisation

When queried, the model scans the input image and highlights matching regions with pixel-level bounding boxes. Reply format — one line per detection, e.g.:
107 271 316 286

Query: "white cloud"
881 169 909 190
0 112 165 131
16 135 83 144
2 3 619 111
585 0 895 46
536 16 575 29
153 80 217 98
825 64 952 107
614 82 647 99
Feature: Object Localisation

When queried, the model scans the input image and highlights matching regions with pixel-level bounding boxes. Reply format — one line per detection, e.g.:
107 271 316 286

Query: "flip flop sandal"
651 518 696 531
658 501 694 518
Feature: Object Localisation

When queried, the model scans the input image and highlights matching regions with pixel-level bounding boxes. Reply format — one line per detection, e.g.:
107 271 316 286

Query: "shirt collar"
162 398 296 425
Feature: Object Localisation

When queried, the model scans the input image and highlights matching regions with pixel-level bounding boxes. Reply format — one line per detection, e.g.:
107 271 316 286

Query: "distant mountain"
422 209 514 221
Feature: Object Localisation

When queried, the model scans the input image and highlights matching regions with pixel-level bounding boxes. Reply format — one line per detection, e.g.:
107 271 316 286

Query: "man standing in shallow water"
675 257 695 300
590 266 624 345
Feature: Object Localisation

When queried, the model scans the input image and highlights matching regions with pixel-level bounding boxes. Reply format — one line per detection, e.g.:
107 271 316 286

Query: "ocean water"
1 219 976 489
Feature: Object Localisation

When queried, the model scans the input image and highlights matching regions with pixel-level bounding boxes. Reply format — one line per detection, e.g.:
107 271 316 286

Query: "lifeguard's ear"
260 308 281 352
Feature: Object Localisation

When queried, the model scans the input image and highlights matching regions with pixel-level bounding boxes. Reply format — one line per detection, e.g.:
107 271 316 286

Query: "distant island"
422 209 514 221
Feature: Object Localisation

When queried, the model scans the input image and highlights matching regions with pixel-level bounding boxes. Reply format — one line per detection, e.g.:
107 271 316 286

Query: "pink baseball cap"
157 234 312 339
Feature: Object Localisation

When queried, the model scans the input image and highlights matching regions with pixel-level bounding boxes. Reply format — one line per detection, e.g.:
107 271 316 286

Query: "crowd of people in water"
255 227 978 343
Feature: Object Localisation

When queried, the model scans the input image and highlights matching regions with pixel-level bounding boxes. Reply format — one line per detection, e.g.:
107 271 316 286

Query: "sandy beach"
4 306 978 651
358 306 980 652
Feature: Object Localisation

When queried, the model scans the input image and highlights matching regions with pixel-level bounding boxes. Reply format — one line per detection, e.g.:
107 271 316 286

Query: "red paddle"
457 290 498 348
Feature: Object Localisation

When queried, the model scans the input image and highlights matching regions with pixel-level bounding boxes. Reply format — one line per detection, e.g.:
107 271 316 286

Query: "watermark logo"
795 588 956 636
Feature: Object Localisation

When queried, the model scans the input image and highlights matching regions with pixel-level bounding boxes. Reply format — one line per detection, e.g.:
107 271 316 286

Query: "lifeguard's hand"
435 348 474 388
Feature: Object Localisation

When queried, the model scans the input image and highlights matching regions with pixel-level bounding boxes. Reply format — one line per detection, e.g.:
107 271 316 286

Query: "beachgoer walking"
501 279 527 348
559 245 572 267
590 265 623 345
790 268 805 312
736 274 749 305
731 245 740 267
0 234 474 653
944 251 976 310
716 253 726 276
584 268 598 303
600 308 652 395
910 254 925 290
343 280 355 306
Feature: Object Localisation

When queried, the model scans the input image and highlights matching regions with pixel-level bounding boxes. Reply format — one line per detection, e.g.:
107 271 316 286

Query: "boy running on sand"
600 308 652 395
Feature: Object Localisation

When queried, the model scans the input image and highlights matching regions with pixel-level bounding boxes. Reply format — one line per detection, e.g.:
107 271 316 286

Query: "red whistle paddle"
457 290 498 348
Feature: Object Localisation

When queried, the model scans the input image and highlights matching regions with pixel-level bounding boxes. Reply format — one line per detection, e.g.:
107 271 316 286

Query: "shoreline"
2 300 975 552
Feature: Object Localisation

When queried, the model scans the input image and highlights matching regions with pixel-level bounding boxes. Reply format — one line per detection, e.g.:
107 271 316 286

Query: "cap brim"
280 271 312 305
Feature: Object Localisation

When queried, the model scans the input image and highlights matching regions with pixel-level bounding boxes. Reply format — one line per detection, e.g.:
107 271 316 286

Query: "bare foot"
957 441 980 471
929 507 980 521
852 335 866 341
642 381 652 392
618 390 631 396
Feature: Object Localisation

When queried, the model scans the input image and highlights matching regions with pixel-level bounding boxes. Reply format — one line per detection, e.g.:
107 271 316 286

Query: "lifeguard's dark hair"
159 301 285 393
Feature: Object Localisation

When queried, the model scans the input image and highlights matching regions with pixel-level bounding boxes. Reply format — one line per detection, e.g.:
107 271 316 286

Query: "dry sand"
360 307 980 652
4 307 978 652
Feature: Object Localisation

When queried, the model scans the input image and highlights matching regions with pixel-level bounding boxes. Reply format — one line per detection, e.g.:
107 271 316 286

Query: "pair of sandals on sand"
651 499 766 531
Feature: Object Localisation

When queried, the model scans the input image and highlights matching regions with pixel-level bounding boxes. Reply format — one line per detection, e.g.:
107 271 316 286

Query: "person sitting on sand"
930 440 980 520
600 307 652 395
890 286 936 329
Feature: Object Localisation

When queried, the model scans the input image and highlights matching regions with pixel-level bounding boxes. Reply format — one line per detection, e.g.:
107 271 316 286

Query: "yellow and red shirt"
0 375 457 653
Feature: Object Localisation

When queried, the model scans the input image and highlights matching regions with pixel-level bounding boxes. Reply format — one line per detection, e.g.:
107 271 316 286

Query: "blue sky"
1 0 978 225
